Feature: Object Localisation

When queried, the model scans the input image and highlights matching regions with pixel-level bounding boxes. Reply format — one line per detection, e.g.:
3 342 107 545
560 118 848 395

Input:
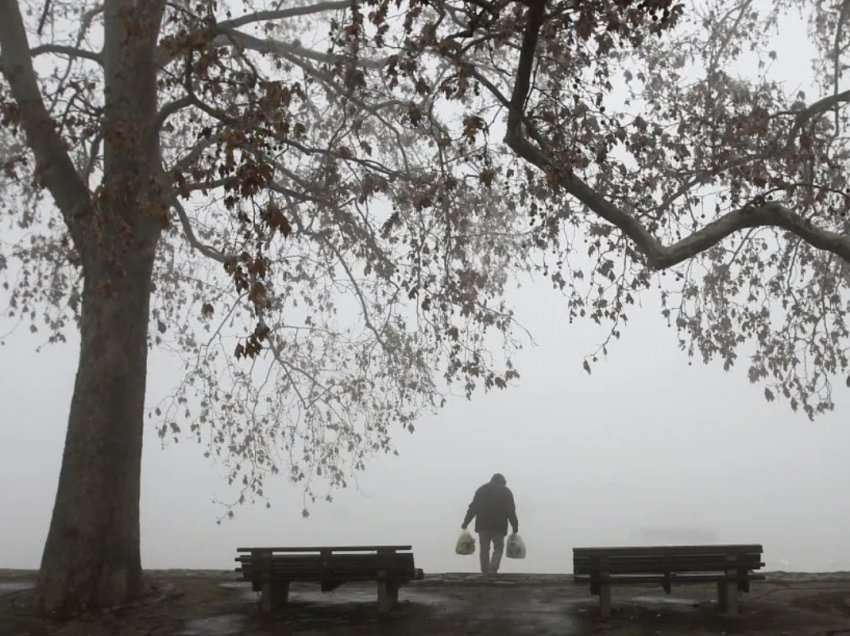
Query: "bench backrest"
573 544 764 576
236 545 412 554
236 546 418 582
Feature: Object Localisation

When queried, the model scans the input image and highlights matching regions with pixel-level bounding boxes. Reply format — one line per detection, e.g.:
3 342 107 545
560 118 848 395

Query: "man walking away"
461 473 519 575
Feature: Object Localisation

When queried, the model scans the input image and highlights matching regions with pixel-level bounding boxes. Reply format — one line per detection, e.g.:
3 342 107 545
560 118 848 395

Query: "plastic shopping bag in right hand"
505 533 526 559
455 529 475 555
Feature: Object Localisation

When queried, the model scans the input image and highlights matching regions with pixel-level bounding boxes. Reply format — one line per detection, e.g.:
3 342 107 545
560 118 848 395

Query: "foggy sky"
3 277 850 575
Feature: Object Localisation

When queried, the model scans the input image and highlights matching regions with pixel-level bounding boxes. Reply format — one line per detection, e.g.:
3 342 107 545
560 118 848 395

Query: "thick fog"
3 275 850 575
2 4 849 577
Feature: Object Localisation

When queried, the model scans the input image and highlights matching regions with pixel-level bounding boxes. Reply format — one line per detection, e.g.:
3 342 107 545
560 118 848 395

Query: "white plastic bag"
455 529 476 555
505 533 526 559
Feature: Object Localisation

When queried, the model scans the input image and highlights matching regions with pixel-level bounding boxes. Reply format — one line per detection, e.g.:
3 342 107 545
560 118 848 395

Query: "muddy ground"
2 570 850 635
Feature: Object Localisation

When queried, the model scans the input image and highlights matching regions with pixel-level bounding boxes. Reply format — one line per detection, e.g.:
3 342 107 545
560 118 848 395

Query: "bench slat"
242 569 420 578
236 545 412 553
574 557 762 575
237 555 415 570
573 556 762 565
573 573 767 584
573 544 762 555
234 552 413 563
573 553 763 560
573 555 761 564
574 564 763 575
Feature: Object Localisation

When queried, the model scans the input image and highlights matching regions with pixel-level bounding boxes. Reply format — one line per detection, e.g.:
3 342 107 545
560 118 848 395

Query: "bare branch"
37 0 52 36
157 18 387 70
787 89 850 144
215 1 351 30
465 65 511 108
172 198 228 263
155 95 193 131
30 44 102 64
167 135 217 174
82 129 102 181
211 29 388 70
654 152 772 217
707 0 754 73
315 232 390 350
267 45 410 170
649 200 850 268
0 0 92 248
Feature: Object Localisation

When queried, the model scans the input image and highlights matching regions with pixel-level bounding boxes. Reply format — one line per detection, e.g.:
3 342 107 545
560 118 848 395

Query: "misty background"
3 273 849 575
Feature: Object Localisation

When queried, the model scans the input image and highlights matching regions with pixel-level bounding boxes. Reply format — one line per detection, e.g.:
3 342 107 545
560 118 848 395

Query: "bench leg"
260 581 289 613
717 581 738 614
724 582 738 614
377 580 399 613
260 583 272 614
599 584 612 618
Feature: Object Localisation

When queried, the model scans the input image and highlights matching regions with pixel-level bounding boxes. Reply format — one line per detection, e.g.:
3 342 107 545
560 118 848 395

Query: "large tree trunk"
1 0 169 617
35 238 158 617
34 1 167 615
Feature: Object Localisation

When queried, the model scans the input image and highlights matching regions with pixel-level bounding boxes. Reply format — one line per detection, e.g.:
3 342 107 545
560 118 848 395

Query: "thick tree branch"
215 1 351 30
158 22 387 70
30 44 102 64
209 30 387 70
466 65 511 108
506 1 544 134
155 95 192 131
792 90 850 134
0 0 92 248
787 89 850 144
167 135 217 174
502 0 850 270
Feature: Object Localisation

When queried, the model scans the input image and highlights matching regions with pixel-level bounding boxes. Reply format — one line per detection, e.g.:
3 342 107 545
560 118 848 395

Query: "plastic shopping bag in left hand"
506 533 526 559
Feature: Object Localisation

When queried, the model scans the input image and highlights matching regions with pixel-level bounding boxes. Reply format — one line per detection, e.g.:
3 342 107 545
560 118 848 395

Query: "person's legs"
477 531 492 574
490 534 505 574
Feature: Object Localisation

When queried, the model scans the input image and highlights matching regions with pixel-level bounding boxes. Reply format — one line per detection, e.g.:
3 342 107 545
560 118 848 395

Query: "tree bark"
35 237 158 617
25 0 168 616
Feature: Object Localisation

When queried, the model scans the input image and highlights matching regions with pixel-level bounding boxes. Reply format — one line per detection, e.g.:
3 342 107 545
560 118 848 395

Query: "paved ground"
2 570 850 635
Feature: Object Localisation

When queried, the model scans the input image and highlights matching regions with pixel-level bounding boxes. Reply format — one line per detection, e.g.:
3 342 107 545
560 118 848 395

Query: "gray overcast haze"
3 277 850 574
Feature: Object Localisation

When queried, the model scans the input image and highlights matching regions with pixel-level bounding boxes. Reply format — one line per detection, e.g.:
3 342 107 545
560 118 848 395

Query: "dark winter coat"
462 481 519 535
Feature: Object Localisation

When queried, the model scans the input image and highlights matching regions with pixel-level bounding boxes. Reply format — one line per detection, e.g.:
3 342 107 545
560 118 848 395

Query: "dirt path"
2 570 850 635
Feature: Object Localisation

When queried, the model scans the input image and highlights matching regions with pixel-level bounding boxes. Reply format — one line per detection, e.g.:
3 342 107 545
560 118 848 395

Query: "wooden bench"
573 544 765 617
235 545 424 613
